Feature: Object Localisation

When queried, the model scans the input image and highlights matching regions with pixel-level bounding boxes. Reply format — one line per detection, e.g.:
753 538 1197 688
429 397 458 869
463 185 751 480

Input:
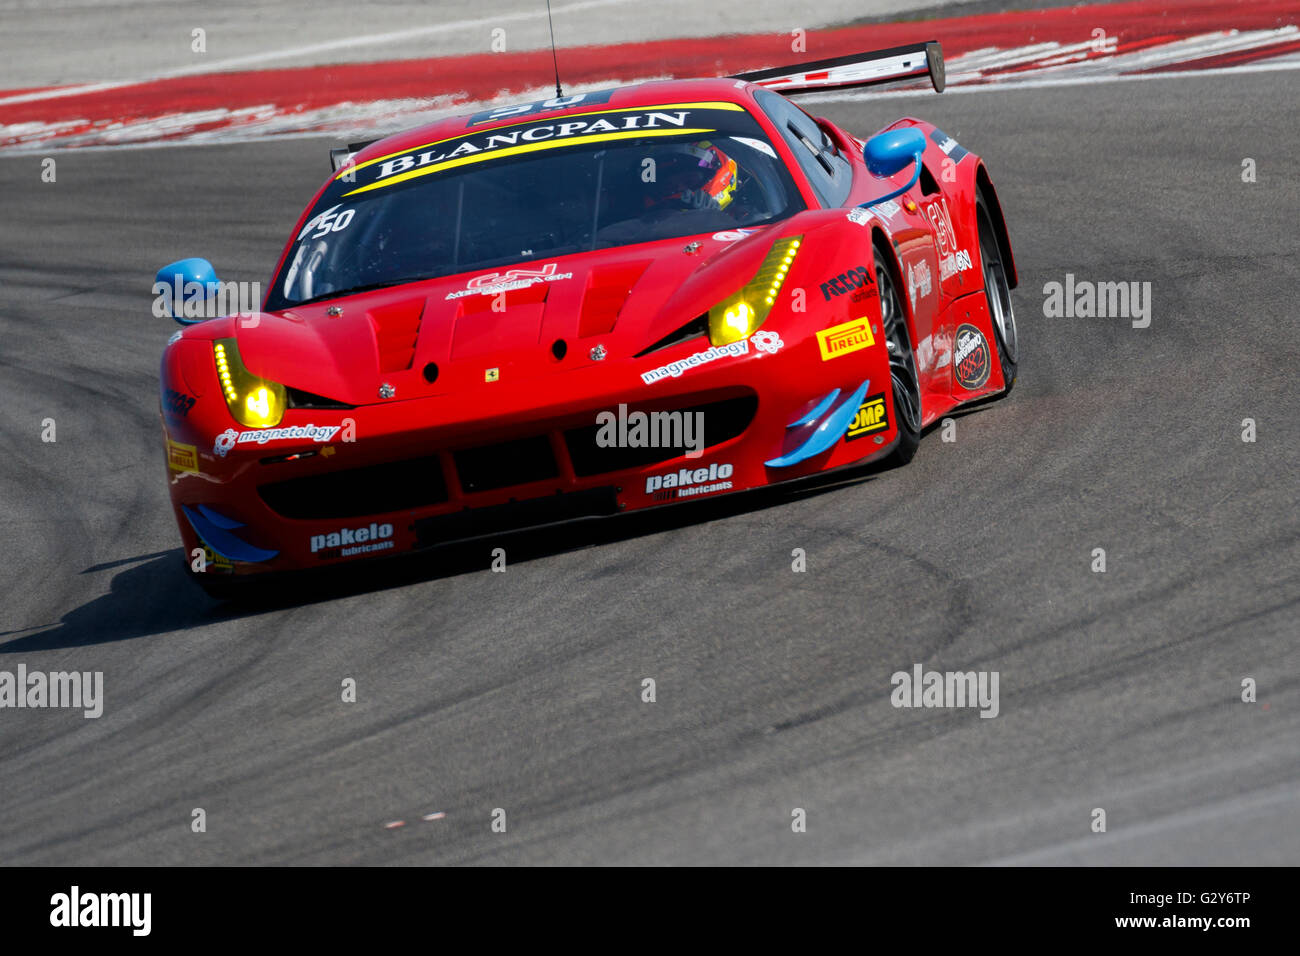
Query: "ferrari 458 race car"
156 41 1019 596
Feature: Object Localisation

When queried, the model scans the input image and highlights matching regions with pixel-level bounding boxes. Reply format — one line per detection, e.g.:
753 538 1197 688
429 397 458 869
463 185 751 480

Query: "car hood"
231 225 799 406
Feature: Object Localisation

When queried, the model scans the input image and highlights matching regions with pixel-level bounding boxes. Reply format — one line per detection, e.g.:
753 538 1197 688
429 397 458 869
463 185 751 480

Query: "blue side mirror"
154 257 220 326
859 127 928 208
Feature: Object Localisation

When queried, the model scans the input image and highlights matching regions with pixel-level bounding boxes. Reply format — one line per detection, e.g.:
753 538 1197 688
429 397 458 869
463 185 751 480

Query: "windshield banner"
335 102 746 198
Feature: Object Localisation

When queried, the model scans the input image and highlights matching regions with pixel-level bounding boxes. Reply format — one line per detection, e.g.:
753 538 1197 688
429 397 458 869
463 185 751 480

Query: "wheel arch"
974 163 1018 289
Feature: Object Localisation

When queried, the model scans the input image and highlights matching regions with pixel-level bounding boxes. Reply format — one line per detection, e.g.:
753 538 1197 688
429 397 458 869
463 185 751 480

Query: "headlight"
707 235 802 346
212 338 286 428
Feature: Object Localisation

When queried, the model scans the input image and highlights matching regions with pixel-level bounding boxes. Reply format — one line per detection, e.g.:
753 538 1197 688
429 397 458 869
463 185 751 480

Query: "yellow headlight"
708 235 802 346
212 338 286 428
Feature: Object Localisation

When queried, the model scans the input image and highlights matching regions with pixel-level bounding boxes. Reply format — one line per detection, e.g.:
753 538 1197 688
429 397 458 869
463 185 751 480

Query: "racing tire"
976 195 1018 396
874 243 922 466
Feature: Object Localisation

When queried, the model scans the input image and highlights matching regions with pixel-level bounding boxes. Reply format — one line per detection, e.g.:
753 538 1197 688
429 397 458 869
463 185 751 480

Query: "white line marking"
4 57 1299 155
1009 27 1299 79
0 80 138 108
0 0 641 107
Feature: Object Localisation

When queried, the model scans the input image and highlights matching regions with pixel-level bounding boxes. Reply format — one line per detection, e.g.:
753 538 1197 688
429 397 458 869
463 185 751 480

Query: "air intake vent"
259 455 447 519
580 261 650 338
634 314 708 357
369 299 425 373
453 435 559 493
287 386 353 409
564 394 757 476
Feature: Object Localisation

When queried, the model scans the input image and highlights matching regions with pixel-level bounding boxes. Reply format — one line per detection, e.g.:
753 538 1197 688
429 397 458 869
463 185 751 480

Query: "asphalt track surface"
1 69 1297 865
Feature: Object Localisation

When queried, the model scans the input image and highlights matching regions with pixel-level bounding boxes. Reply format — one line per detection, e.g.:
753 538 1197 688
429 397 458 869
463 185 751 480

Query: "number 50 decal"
297 204 356 241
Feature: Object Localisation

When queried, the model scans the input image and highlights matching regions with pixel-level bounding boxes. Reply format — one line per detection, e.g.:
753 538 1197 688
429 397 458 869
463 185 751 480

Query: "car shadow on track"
0 454 910 652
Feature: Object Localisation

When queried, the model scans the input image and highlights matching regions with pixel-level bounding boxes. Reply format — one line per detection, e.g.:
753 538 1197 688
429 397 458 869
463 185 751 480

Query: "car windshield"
267 101 804 310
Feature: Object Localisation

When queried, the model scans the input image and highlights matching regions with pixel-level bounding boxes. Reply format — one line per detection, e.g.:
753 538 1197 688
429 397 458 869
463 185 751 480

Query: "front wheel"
875 245 921 465
976 196 1018 395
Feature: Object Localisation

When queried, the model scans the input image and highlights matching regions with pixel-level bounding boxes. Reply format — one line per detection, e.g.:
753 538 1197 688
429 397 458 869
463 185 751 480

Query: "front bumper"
162 323 896 577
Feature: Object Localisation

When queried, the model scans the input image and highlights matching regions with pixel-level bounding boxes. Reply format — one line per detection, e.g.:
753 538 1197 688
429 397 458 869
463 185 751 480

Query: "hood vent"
287 386 353 409
635 313 708 358
579 260 651 338
369 298 426 373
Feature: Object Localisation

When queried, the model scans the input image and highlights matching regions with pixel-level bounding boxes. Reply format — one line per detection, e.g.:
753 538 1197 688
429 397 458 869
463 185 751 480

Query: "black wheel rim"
876 260 922 434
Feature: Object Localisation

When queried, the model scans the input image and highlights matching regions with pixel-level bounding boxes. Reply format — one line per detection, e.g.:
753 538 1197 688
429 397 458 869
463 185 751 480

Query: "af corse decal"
820 265 872 301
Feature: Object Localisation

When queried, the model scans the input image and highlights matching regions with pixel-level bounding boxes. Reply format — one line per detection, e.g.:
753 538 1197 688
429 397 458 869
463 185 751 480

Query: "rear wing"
732 41 945 95
330 43 943 169
329 140 378 171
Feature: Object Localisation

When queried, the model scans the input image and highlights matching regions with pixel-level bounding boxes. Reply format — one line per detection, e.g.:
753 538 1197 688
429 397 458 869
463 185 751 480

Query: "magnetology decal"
214 424 342 457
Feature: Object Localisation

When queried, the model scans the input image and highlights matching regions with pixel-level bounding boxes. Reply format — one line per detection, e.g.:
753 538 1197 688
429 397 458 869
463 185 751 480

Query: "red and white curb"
1 0 1296 152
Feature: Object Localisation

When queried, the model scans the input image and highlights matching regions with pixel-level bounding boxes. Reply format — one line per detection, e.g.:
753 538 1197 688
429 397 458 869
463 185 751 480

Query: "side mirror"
154 257 219 326
859 127 927 207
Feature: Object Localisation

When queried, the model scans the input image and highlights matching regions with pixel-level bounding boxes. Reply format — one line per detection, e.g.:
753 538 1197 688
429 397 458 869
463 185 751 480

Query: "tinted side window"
754 89 852 208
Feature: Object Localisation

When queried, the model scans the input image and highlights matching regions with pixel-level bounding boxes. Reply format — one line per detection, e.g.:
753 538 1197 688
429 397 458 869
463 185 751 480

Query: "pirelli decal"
815 317 875 361
166 438 198 474
338 102 746 197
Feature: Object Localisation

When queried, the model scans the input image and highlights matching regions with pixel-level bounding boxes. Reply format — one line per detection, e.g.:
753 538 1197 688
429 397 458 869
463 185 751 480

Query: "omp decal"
816 318 875 361
199 543 233 572
844 392 889 440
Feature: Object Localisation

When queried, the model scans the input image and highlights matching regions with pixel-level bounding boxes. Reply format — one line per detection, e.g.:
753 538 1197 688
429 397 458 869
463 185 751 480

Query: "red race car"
156 41 1019 596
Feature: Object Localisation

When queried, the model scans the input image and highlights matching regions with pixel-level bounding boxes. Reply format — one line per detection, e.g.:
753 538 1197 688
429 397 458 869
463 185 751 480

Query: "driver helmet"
648 140 739 211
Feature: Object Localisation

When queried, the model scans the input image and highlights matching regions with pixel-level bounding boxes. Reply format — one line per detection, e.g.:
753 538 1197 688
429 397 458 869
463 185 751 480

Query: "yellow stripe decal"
342 127 718 197
335 101 745 182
